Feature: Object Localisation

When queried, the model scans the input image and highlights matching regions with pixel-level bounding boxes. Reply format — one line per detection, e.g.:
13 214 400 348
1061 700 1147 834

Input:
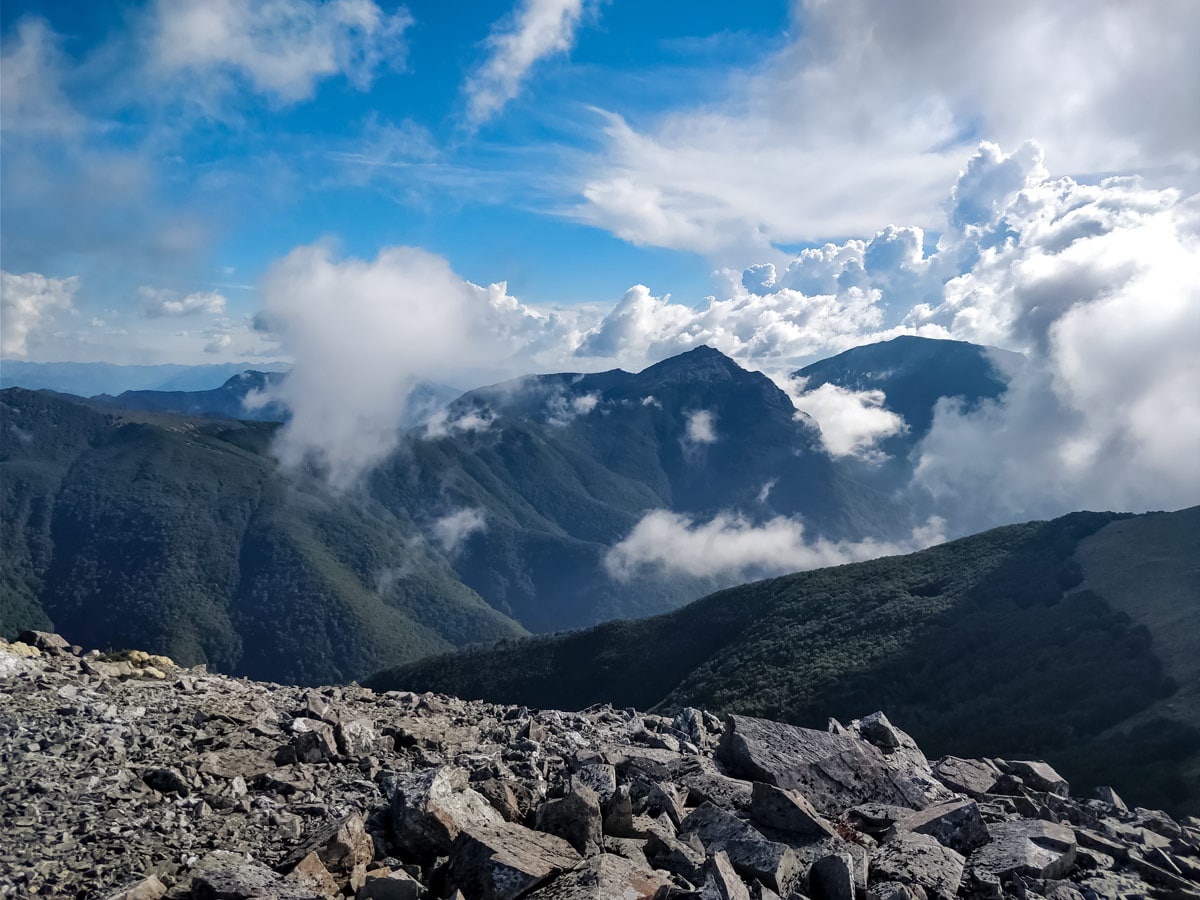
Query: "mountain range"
372 505 1200 814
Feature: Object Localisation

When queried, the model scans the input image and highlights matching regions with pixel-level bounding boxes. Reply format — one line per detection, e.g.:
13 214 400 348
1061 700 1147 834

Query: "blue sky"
1 0 1197 370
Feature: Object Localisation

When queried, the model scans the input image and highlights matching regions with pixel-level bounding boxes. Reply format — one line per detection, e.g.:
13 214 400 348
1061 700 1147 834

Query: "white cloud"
785 380 906 460
256 243 563 488
0 18 83 137
203 334 233 354
575 0 1200 260
1 271 79 357
149 0 413 103
424 408 495 439
464 0 590 126
605 510 946 582
684 409 717 445
140 287 227 318
433 508 487 554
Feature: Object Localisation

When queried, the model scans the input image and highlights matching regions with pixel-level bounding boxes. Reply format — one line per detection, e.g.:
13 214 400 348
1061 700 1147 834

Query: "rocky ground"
1 632 1198 900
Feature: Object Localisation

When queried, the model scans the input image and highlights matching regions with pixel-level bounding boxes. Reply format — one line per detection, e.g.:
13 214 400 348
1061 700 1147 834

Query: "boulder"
717 715 930 815
336 717 379 758
930 757 999 797
750 782 837 839
534 782 604 856
967 820 1077 880
183 850 323 899
449 822 581 900
996 760 1070 797
279 812 375 892
292 717 338 763
357 868 424 900
104 876 167 900
889 799 989 854
809 852 856 900
390 766 505 860
16 630 70 656
871 832 965 900
679 802 800 894
142 767 190 796
525 853 671 899
700 850 751 900
285 851 341 895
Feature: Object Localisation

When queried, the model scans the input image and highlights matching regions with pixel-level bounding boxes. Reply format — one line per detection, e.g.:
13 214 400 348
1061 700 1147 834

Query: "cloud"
140 287 227 318
575 0 1200 260
0 18 83 137
786 380 906 460
203 334 233 354
605 510 946 582
1 271 79 357
464 0 591 126
424 409 495 439
149 0 413 103
433 508 487 554
255 242 562 488
684 409 717 445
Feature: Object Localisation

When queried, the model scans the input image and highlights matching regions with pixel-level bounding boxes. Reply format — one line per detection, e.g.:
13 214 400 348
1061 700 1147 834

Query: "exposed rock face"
2 635 1199 900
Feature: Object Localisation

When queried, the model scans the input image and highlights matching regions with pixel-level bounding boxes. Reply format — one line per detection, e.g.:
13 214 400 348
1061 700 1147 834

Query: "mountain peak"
638 345 747 385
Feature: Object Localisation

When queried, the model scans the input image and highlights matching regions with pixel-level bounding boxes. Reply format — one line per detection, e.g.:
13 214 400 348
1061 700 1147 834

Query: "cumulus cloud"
424 408 496 439
786 381 906 460
255 243 563 488
1 270 79 357
684 410 717 445
605 511 946 582
576 0 1200 259
149 0 412 103
433 508 487 554
140 286 227 318
464 0 591 126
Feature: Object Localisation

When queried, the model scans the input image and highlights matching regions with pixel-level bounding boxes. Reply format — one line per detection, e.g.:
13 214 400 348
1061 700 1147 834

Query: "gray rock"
391 766 505 860
449 822 581 900
535 782 604 856
679 801 800 894
357 867 424 900
996 760 1070 797
967 819 1077 880
292 717 338 763
184 850 322 899
574 763 617 808
700 850 752 900
525 852 671 899
889 798 989 854
142 766 190 796
1093 785 1127 812
750 781 836 839
871 831 965 900
930 757 999 797
279 812 375 892
810 852 856 900
717 715 930 815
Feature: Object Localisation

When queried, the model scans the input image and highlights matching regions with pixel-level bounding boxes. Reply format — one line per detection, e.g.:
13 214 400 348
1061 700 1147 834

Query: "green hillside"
371 507 1200 813
0 388 526 684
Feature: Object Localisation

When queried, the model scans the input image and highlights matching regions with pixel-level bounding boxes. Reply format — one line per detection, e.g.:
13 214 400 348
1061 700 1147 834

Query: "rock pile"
1 633 1197 899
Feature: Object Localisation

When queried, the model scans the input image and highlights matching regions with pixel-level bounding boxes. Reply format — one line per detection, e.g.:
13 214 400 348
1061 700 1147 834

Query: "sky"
2 0 1199 531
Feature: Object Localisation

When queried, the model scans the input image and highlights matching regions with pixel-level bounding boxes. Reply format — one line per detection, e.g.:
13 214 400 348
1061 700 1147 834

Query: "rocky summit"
2 634 1198 900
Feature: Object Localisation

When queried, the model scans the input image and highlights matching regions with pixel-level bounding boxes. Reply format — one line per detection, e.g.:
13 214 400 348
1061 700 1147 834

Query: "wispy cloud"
1 271 79 357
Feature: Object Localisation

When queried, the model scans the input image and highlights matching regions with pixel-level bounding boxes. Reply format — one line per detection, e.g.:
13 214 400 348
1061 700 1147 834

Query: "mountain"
1 346 907 678
91 371 462 428
0 388 526 684
370 505 1200 813
0 360 289 396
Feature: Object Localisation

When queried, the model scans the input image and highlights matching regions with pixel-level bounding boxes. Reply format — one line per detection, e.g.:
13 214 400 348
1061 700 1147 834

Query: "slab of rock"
16 630 71 656
717 715 929 815
104 875 167 900
996 760 1070 797
871 831 965 900
930 757 999 797
450 822 582 900
535 782 603 856
357 868 424 900
525 852 671 899
183 850 323 899
391 766 504 860
968 819 1077 880
809 852 856 900
889 798 989 854
279 812 374 891
750 781 836 839
291 717 338 763
679 801 800 894
701 850 752 900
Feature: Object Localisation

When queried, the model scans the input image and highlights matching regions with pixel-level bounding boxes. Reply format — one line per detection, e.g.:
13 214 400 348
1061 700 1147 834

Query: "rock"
930 757 999 797
449 822 581 900
390 766 505 859
292 717 339 763
700 850 751 900
105 875 168 900
679 802 800 894
810 852 856 900
871 832 965 900
867 882 926 900
717 715 930 815
889 798 989 854
967 819 1077 880
574 763 617 808
337 717 379 757
16 630 71 655
646 829 706 884
476 778 524 822
673 708 709 748
357 867 424 900
996 760 1070 797
184 850 320 899
603 784 636 837
1093 785 1127 812
525 852 672 899
750 781 837 839
280 812 375 891
534 782 604 855
286 851 341 895
856 712 902 750
142 766 190 796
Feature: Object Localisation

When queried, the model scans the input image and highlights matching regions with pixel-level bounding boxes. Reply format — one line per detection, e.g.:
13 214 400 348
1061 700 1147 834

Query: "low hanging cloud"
1 270 78 357
255 242 561 488
786 380 906 460
605 510 946 582
464 0 592 126
432 508 487 554
684 410 717 445
424 408 496 440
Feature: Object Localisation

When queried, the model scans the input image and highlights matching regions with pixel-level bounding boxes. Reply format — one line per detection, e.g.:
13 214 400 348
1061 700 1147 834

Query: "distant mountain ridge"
371 505 1200 813
0 360 290 396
